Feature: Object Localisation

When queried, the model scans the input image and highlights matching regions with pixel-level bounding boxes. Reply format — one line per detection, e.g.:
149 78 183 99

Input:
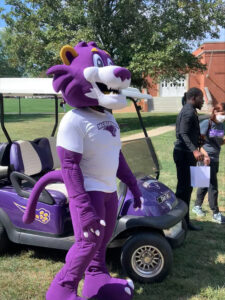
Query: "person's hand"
133 196 144 211
204 155 210 166
193 150 204 161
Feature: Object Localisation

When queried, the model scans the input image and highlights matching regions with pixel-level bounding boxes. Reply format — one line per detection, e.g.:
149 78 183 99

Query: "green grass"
1 97 178 141
3 98 69 114
0 109 225 300
0 111 178 143
3 98 134 114
116 112 177 136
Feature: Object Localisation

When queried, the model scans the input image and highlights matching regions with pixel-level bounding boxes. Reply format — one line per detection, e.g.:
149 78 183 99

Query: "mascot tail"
23 170 63 224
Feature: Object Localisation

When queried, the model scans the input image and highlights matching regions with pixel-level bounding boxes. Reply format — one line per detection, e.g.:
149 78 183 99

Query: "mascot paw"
82 273 134 300
46 279 86 300
125 279 135 295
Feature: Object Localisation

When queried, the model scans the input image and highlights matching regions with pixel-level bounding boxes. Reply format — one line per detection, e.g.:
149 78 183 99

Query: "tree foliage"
0 29 24 77
1 0 225 86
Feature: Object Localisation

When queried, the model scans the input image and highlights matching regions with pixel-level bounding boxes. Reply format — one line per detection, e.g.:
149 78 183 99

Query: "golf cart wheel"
121 232 173 283
0 222 10 253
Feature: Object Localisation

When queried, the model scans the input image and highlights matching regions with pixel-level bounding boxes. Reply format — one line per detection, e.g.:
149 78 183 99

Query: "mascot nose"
113 68 131 82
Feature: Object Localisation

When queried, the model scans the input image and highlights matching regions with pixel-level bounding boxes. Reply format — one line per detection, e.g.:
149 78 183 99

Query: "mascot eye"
107 58 113 66
93 54 104 68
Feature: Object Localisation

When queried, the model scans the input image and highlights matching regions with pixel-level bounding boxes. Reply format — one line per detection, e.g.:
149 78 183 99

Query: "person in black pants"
173 87 204 231
192 102 225 224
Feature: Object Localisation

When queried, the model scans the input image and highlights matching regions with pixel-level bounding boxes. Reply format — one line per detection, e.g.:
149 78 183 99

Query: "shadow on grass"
2 242 66 263
2 113 177 127
2 219 225 300
117 114 177 135
3 114 55 123
105 219 225 300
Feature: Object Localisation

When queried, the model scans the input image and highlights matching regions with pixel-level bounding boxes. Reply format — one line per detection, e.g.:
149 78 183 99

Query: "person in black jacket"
181 92 187 106
173 87 204 231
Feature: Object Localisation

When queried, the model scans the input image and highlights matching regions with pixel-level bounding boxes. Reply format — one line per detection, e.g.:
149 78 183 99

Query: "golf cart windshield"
119 89 160 179
122 137 159 179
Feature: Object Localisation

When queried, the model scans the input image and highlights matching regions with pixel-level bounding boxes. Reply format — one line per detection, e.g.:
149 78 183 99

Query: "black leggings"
195 161 219 214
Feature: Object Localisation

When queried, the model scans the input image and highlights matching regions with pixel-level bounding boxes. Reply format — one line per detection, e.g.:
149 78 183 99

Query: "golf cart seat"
0 166 8 180
33 137 68 201
0 142 11 181
9 138 68 205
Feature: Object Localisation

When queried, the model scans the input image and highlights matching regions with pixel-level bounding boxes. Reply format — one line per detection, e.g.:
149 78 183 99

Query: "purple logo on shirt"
209 129 224 138
97 121 119 137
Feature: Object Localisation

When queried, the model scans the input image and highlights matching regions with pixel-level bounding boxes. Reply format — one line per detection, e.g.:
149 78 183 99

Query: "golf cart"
0 78 187 283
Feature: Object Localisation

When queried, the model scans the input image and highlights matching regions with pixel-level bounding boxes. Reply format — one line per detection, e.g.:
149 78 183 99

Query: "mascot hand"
83 219 106 238
133 196 144 211
74 201 106 238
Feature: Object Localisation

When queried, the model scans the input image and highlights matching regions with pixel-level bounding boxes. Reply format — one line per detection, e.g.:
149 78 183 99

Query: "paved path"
121 124 175 142
121 114 209 142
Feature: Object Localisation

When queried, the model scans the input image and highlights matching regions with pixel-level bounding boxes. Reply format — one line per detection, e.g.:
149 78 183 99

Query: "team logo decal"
14 202 50 224
97 121 119 137
143 180 161 190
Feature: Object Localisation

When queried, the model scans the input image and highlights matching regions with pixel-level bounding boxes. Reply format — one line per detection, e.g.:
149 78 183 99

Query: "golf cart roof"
0 78 152 100
0 78 61 97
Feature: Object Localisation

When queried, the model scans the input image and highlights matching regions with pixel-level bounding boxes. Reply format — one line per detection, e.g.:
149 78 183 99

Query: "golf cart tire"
0 221 10 253
121 232 173 283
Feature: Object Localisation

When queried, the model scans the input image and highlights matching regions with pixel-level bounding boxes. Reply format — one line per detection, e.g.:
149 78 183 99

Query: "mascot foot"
82 273 134 300
46 279 86 300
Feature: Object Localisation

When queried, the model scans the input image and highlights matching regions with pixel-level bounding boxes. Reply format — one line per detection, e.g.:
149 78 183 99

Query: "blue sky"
0 1 10 27
1 1 225 44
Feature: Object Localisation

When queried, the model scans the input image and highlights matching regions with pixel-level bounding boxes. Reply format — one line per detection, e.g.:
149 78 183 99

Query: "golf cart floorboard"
19 231 74 250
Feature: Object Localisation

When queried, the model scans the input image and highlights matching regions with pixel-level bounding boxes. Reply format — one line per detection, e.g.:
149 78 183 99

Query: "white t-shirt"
57 108 121 192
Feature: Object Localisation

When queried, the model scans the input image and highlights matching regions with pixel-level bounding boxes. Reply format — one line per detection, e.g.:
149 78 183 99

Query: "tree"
0 29 24 77
1 0 225 86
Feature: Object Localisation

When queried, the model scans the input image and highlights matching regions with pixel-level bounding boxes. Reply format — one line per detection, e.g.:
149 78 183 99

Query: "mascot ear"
60 45 78 65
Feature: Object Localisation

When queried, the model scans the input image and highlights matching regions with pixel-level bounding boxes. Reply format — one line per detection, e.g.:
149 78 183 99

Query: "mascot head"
47 41 131 110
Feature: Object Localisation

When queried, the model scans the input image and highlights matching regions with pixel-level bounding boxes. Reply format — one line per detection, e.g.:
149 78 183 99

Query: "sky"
0 1 225 45
0 0 10 28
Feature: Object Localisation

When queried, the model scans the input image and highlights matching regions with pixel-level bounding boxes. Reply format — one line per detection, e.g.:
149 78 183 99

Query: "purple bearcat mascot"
23 41 144 300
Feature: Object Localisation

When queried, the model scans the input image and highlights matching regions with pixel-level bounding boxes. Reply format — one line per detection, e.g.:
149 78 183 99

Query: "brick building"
143 42 225 112
190 42 225 105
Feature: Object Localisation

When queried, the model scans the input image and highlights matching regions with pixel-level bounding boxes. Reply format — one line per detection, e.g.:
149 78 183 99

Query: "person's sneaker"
192 205 206 217
212 212 225 224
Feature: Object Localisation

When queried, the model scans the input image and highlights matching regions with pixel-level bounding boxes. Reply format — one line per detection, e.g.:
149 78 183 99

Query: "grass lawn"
0 108 225 300
3 98 69 114
0 111 177 142
1 97 178 142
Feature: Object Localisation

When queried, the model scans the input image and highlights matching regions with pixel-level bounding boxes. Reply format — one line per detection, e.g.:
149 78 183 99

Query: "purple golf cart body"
0 80 187 283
